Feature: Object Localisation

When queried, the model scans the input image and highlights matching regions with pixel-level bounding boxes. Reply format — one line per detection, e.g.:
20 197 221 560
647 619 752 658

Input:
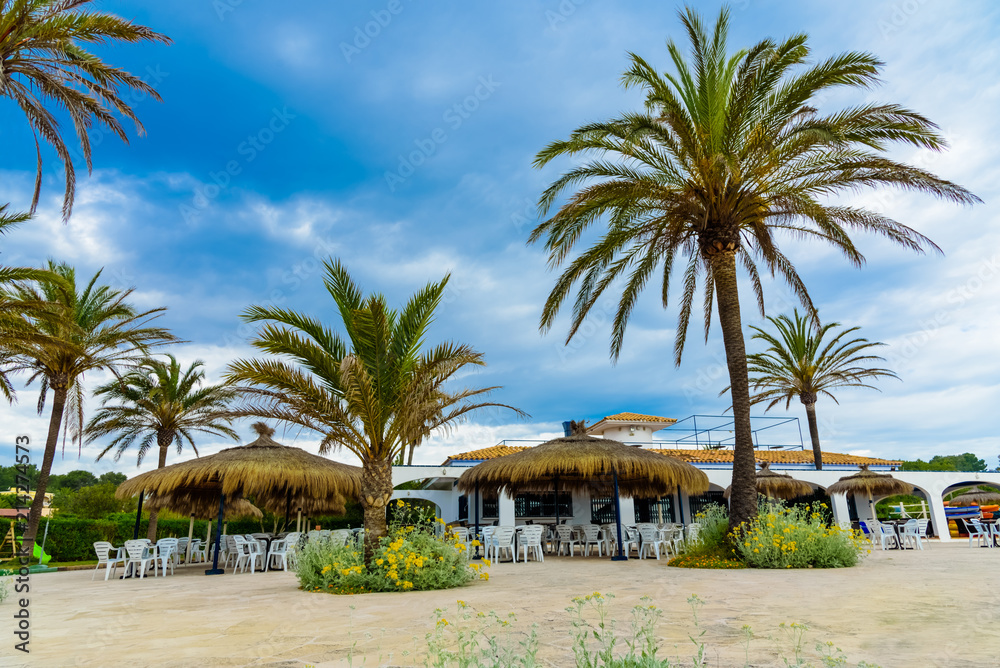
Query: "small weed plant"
393 592 881 667
295 500 488 594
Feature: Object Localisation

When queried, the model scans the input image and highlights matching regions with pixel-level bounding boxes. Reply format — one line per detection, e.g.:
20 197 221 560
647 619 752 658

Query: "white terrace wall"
390 464 1000 542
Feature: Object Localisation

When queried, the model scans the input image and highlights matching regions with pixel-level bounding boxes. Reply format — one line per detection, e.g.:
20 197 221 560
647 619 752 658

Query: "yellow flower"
396 499 405 507
483 559 491 566
480 572 489 581
376 559 384 566
457 600 466 607
437 618 449 626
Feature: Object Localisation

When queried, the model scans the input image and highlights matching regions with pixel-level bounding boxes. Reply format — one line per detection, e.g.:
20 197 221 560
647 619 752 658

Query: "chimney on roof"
562 421 573 437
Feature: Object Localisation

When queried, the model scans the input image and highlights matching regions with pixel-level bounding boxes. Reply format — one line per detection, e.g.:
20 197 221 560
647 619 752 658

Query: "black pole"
554 474 561 527
205 488 226 575
472 482 481 560
132 489 145 540
283 488 291 532
611 468 627 561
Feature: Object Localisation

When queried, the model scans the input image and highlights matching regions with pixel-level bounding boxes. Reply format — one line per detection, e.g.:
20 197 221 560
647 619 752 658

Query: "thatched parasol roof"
456 421 708 498
827 465 912 497
252 489 348 517
144 491 263 519
117 422 362 502
724 462 814 500
947 487 1000 507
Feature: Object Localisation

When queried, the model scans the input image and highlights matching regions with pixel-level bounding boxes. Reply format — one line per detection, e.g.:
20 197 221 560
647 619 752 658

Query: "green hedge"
6 503 365 562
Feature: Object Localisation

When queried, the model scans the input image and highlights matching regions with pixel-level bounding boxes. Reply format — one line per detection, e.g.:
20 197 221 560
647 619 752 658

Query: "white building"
390 412 1000 542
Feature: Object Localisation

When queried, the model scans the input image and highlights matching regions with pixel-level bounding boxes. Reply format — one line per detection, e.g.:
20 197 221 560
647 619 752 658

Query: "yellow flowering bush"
296 500 489 594
733 500 867 569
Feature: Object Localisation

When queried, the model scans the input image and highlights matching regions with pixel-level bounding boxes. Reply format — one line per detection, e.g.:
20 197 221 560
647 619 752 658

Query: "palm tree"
3 261 174 550
86 355 240 539
227 258 524 560
740 311 897 470
528 6 978 531
0 0 171 219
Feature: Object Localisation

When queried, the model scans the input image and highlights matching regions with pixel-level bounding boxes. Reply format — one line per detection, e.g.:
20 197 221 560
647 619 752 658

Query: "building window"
634 497 675 523
481 493 572 519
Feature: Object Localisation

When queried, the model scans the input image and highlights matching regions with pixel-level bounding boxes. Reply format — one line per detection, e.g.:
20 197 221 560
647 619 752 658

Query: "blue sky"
2 0 999 477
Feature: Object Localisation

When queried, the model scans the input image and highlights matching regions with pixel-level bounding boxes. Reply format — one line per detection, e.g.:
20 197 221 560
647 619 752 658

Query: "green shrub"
686 503 730 557
733 500 867 569
295 500 485 594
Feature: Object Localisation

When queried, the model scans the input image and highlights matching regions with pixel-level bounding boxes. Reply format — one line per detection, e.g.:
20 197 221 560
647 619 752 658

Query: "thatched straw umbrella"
724 462 814 501
457 420 708 560
948 487 1000 507
117 422 362 574
827 465 912 520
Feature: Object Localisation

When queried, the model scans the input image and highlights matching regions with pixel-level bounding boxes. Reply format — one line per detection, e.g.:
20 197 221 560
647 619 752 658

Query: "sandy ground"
8 541 1000 667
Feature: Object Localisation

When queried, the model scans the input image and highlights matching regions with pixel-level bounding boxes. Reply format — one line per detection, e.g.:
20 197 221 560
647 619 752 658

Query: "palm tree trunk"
406 440 416 466
360 458 393 563
145 434 172 541
708 250 758 533
23 383 68 551
802 398 823 470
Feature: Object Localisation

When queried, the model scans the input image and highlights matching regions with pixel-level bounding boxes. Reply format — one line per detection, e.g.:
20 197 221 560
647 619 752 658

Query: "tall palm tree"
227 258 524 561
3 261 174 550
528 6 978 531
86 355 240 539
0 0 171 219
740 311 897 470
0 209 61 402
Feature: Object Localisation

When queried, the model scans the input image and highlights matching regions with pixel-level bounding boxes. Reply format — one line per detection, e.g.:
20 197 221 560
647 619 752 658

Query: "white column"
830 493 851 526
673 490 682 523
927 493 951 542
498 491 515 526
186 515 195 563
618 497 636 525
680 493 692 525
571 489 591 524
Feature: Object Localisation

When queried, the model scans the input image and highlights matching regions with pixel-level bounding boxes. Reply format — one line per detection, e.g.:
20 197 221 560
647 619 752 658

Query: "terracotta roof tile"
445 444 901 467
598 412 677 424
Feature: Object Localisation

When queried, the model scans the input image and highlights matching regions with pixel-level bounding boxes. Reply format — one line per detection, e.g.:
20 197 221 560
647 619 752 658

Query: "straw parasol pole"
724 462 813 501
827 465 912 521
457 420 708 561
117 422 362 575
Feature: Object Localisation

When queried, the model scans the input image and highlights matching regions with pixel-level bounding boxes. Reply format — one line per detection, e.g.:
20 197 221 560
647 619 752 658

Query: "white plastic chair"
480 526 496 560
123 540 155 579
92 542 125 581
155 538 178 576
553 525 579 556
899 520 923 550
188 539 206 563
580 525 604 557
265 538 288 571
230 535 252 574
330 529 352 548
491 527 516 562
517 526 545 562
967 520 992 548
878 523 900 550
622 526 641 557
636 525 664 559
